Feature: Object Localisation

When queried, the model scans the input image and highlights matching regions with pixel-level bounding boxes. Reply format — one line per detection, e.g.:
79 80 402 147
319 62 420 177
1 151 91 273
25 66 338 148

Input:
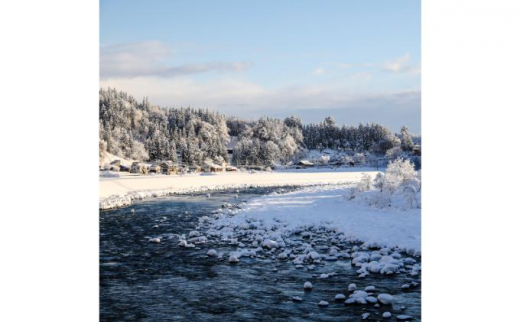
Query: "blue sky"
100 0 421 133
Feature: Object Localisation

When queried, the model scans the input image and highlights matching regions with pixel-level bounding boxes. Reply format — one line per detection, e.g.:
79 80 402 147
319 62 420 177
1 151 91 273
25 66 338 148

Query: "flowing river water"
100 188 421 321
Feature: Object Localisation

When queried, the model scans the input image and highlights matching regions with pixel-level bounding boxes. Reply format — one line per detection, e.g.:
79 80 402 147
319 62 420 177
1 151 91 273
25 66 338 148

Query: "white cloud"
100 76 418 113
312 68 325 75
381 53 421 74
100 41 253 79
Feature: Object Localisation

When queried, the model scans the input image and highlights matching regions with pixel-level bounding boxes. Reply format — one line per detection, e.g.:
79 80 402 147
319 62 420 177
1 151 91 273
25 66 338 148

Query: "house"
297 160 314 168
110 160 121 167
160 161 176 175
203 160 223 172
148 162 161 173
107 159 121 171
226 166 238 172
119 164 130 172
189 165 202 173
130 162 148 174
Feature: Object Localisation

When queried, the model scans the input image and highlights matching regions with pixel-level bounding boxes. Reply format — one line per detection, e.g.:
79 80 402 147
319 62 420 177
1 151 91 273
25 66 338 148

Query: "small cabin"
110 159 121 166
108 159 121 171
130 162 148 174
149 162 161 173
119 164 130 172
160 161 176 175
226 166 238 172
203 161 223 173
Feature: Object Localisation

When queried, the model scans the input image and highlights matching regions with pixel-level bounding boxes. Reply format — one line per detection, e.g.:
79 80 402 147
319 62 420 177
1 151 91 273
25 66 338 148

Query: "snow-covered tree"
357 174 372 192
373 172 386 192
400 126 414 152
385 158 416 192
385 146 403 160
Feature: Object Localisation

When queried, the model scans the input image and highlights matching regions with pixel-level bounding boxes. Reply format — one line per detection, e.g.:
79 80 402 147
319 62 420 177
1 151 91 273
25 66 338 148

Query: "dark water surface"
100 188 421 321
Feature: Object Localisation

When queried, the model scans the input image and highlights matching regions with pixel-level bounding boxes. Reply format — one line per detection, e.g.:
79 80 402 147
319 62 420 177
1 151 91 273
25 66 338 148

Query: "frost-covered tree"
400 126 414 152
232 117 303 166
385 146 403 160
99 88 229 164
385 158 416 192
357 173 372 192
354 153 366 164
373 172 386 192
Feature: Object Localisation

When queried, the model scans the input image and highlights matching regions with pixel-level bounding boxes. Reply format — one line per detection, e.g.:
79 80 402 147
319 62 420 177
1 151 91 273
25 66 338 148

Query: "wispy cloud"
100 76 420 130
312 68 326 75
100 41 253 79
381 53 421 74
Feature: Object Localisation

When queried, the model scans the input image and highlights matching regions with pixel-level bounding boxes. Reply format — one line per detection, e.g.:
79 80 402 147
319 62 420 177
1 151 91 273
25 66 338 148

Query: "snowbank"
209 185 421 253
99 170 379 210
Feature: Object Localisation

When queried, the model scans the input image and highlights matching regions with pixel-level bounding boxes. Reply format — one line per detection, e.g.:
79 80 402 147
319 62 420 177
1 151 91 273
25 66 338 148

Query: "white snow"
206 185 420 253
99 169 379 210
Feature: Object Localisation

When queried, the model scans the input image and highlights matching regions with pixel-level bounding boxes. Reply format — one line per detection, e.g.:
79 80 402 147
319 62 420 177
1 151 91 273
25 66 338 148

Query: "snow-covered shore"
207 185 421 254
99 169 380 210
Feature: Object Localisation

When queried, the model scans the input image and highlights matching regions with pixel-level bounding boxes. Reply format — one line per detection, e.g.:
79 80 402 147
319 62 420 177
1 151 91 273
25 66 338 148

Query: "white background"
1 0 520 322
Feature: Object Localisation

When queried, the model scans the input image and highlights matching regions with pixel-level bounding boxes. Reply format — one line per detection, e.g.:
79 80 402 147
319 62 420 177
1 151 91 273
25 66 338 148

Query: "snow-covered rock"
228 254 240 263
366 296 377 304
344 298 356 305
377 293 394 305
207 249 218 257
307 251 321 261
304 281 313 290
365 286 376 292
188 230 200 237
382 312 392 318
348 283 357 291
334 294 346 301
396 314 413 321
318 301 329 307
262 239 279 249
148 237 161 243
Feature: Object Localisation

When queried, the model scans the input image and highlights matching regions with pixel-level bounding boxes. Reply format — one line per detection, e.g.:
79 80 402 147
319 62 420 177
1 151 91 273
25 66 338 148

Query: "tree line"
99 88 419 167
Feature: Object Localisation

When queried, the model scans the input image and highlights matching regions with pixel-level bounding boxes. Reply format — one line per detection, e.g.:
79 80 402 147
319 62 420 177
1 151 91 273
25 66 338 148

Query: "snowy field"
208 185 421 254
99 169 380 209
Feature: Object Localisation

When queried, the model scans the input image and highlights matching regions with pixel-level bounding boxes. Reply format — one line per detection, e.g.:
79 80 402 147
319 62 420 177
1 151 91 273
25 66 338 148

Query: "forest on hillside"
99 88 420 167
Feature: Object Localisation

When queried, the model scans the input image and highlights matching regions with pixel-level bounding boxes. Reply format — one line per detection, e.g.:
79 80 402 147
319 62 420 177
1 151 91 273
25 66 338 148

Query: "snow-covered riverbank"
206 185 421 254
99 169 379 210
